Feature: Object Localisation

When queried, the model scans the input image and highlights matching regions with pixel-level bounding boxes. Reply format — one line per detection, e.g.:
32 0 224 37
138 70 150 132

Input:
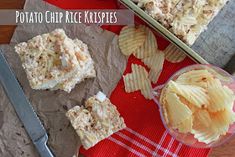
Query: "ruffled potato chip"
165 92 192 127
193 110 212 128
192 109 235 144
175 116 193 133
119 25 146 56
134 26 157 59
176 69 214 88
168 80 210 108
210 109 235 132
142 52 165 83
123 73 140 93
161 69 235 144
163 44 186 63
142 52 164 69
179 96 199 113
207 79 235 112
191 128 220 144
123 64 152 99
140 79 152 100
224 86 235 110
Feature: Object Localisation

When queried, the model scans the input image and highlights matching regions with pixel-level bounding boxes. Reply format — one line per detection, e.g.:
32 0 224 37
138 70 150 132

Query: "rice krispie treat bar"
133 0 229 45
15 29 95 92
136 0 181 27
170 0 229 45
66 91 126 149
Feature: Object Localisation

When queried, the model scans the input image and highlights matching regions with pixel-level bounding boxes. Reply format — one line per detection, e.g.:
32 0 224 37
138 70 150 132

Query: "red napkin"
46 1 211 156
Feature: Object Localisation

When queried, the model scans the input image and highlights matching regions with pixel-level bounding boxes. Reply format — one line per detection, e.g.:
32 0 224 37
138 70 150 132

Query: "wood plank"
209 138 235 157
0 0 25 9
0 0 25 44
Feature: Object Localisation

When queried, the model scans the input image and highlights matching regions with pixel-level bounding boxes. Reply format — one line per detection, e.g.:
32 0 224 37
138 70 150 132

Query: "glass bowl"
152 64 235 148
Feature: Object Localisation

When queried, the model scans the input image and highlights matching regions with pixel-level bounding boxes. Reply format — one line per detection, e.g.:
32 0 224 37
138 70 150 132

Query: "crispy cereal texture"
15 29 95 92
66 92 126 149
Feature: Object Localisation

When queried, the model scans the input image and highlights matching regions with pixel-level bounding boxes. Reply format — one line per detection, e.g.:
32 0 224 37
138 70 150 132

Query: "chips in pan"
163 44 186 63
119 25 146 56
134 26 158 59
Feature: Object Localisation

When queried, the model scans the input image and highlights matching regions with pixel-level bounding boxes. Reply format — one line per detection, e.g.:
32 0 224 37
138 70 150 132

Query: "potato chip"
192 109 235 144
123 64 147 92
207 79 235 112
191 128 220 144
160 86 168 106
210 109 235 131
168 80 210 108
175 116 193 133
148 69 162 84
142 52 165 83
160 68 235 144
163 44 186 63
193 110 212 128
224 86 235 110
140 79 152 100
142 51 165 69
133 26 157 59
123 64 152 99
192 122 221 144
176 69 214 88
165 92 192 127
119 25 146 56
179 96 198 113
206 67 233 82
123 73 139 93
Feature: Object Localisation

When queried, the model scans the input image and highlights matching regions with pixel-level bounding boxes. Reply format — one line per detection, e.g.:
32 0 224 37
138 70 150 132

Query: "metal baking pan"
119 0 208 64
120 0 235 69
120 0 235 72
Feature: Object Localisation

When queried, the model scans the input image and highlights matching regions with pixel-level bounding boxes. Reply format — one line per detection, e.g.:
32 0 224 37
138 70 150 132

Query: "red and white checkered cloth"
46 1 211 156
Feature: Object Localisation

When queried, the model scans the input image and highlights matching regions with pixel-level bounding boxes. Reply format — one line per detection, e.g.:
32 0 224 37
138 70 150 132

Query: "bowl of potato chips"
152 64 235 148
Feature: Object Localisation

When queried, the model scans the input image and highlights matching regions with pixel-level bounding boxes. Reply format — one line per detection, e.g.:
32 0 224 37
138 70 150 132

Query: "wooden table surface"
0 0 234 157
